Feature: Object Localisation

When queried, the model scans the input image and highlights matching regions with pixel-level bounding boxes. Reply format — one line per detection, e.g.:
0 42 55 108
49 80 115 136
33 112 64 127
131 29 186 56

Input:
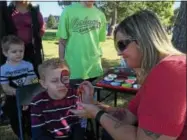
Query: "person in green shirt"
56 1 106 83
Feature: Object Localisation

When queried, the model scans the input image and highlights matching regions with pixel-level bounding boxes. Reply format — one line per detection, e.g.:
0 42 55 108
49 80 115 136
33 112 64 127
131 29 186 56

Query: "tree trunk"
0 1 7 39
172 2 187 53
107 3 117 36
0 1 9 65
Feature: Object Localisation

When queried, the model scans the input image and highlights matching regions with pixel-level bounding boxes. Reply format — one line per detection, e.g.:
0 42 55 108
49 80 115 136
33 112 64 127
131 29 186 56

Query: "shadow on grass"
43 31 57 41
0 125 18 140
101 58 119 69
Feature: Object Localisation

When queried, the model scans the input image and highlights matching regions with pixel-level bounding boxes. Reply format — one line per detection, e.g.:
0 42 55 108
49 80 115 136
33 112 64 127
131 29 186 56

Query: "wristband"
95 110 105 124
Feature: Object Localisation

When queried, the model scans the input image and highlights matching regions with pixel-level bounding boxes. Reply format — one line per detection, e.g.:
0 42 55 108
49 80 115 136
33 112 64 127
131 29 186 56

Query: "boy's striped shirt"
30 88 81 139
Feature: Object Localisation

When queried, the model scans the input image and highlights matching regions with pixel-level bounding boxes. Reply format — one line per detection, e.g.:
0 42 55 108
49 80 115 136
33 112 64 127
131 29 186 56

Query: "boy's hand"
22 105 29 111
7 88 16 96
78 81 94 104
31 77 39 84
96 102 111 111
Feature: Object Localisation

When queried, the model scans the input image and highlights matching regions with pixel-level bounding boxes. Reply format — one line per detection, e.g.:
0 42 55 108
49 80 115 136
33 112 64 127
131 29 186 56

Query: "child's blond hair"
1 35 24 52
38 58 69 80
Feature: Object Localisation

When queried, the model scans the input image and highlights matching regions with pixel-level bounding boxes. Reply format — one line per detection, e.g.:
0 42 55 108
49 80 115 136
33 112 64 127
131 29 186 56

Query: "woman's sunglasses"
117 39 136 52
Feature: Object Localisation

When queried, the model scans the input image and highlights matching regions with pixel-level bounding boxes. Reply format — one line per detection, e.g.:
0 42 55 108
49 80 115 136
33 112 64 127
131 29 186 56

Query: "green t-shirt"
56 3 106 80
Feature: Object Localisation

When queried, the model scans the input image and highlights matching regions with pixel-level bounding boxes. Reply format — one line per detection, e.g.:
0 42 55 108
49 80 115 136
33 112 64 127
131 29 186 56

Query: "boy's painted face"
4 44 24 64
41 68 70 100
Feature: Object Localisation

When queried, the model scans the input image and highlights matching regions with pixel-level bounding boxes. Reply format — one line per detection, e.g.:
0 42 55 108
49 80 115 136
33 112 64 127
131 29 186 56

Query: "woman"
70 10 186 140
6 1 45 76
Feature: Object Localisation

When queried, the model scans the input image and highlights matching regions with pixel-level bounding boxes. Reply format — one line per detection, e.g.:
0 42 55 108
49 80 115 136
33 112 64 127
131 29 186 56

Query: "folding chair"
16 82 97 140
16 83 45 140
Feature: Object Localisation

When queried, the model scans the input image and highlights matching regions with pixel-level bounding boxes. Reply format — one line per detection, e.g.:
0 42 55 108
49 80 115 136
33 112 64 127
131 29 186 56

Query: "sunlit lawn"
42 30 120 70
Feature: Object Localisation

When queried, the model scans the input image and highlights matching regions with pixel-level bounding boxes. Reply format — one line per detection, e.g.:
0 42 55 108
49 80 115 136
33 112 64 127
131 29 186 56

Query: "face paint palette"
95 67 140 92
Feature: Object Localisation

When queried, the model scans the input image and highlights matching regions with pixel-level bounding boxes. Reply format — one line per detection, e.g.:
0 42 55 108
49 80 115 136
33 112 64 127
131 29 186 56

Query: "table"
92 67 138 140
92 67 138 106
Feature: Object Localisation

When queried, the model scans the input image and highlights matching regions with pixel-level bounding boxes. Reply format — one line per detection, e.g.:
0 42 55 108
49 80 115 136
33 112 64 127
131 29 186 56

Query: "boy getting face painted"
31 58 94 140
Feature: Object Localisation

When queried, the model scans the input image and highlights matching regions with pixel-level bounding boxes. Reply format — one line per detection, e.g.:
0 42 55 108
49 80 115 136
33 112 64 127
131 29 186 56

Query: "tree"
169 7 179 30
173 7 180 23
57 1 73 8
172 2 187 53
97 1 118 36
98 1 147 36
98 1 174 36
144 1 174 26
47 15 56 29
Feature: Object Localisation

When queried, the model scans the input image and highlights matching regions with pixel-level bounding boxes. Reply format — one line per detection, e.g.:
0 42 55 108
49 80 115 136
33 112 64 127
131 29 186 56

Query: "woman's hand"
78 81 94 104
70 102 101 118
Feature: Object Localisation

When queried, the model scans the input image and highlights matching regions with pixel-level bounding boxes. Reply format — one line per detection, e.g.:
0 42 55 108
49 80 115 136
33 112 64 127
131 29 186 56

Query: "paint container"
111 82 121 86
108 74 117 79
125 79 136 84
104 76 114 82
122 83 132 88
133 84 141 89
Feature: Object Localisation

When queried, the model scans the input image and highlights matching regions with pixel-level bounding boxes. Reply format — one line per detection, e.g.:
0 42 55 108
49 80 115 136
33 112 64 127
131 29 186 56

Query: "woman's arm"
100 113 177 140
97 102 137 125
109 108 137 125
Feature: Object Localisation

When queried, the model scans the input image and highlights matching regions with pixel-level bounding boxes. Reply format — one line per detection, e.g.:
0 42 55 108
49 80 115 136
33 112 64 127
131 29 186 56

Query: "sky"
33 1 62 17
32 1 181 18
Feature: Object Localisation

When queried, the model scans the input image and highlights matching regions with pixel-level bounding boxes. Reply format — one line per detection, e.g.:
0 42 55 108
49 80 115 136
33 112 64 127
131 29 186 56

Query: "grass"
42 30 120 69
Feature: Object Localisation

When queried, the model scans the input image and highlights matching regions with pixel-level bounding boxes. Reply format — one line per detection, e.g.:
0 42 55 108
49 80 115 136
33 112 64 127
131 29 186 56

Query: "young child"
0 35 38 137
31 58 94 140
